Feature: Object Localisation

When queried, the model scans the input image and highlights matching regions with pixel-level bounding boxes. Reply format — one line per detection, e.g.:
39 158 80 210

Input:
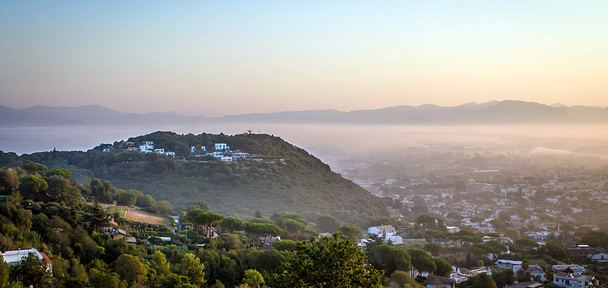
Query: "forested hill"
14 131 387 222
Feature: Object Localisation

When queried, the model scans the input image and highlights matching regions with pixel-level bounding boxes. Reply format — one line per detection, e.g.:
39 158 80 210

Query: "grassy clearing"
125 208 172 226
93 202 172 226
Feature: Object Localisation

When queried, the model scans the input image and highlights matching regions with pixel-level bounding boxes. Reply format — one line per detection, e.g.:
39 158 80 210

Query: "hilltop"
17 131 387 222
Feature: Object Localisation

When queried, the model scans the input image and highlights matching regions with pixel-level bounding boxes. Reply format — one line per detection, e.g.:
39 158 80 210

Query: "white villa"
140 141 154 153
215 143 229 151
1 248 53 273
368 224 403 244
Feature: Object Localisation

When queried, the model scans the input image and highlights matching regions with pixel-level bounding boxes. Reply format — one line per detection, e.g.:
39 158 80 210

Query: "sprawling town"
327 147 608 287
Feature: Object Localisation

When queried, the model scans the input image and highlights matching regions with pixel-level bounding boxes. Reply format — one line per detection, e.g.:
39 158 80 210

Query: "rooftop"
425 275 456 285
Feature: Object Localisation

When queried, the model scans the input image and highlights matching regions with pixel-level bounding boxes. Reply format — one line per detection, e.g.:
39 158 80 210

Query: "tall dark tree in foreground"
88 200 108 232
273 234 383 288
12 253 52 288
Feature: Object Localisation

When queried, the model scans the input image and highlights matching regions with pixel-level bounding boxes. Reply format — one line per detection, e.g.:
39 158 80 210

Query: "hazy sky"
1 1 607 115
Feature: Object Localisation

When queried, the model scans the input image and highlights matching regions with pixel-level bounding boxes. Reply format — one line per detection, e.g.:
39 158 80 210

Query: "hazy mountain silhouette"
1 100 607 127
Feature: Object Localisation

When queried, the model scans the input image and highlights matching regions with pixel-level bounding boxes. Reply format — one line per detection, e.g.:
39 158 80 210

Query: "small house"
425 275 456 288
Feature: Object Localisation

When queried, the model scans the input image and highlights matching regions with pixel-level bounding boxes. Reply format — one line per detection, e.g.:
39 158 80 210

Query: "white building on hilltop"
140 141 154 153
215 143 229 151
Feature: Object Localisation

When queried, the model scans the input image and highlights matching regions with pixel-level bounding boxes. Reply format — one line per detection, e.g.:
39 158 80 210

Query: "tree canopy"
273 235 384 288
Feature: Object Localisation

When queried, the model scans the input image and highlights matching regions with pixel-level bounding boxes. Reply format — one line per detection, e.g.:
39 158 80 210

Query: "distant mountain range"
2 100 608 127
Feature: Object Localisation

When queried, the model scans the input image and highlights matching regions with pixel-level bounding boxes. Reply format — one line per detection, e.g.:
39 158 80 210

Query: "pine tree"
89 199 108 231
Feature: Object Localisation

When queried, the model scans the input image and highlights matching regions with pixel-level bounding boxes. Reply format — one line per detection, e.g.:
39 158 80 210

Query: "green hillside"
18 131 387 222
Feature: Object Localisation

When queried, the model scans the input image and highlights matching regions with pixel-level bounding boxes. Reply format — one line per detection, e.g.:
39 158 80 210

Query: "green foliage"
159 273 195 288
210 280 226 288
22 162 48 174
219 217 245 233
338 225 361 240
117 189 141 206
18 175 48 201
273 235 384 288
88 268 127 288
151 251 171 277
369 244 411 275
11 253 52 288
489 219 506 231
111 254 147 286
242 269 265 288
389 270 424 288
416 214 436 230
515 238 539 250
135 194 156 208
273 213 307 240
491 268 514 288
0 168 20 192
0 151 19 167
423 242 443 256
273 239 298 251
192 200 212 212
179 253 205 286
505 228 521 241
155 200 174 215
20 132 388 222
0 255 9 287
467 273 497 288
433 258 452 277
406 248 436 274
46 167 72 178
316 215 341 233
544 240 568 260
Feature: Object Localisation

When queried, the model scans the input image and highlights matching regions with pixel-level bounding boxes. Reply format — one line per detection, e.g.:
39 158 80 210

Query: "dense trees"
179 253 206 286
369 244 411 275
187 209 224 238
467 273 497 288
19 175 49 201
338 225 361 239
273 235 384 288
433 258 452 277
389 271 424 288
316 215 340 233
6 151 597 287
515 238 539 250
505 228 521 241
0 162 400 288
0 168 20 192
220 217 245 233
407 248 436 275
22 162 48 175
423 242 443 256
112 254 147 286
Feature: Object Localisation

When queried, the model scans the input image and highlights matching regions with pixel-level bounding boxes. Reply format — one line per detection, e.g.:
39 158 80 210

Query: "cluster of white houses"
191 143 249 162
105 141 250 162
366 224 403 245
135 141 176 157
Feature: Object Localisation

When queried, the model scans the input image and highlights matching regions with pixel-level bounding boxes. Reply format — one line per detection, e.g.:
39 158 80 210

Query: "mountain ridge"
2 100 608 127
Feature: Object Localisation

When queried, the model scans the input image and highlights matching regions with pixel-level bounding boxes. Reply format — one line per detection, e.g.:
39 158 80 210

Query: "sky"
1 1 607 115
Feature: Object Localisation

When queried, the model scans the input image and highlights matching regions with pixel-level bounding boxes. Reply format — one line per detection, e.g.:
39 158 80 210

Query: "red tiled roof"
39 252 52 264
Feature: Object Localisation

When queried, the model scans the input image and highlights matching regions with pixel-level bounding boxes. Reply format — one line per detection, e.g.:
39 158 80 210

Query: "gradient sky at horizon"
1 1 607 115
